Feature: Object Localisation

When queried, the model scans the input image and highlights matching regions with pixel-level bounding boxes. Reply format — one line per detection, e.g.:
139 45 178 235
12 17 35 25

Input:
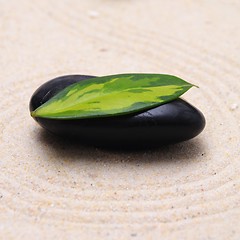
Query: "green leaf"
31 73 196 119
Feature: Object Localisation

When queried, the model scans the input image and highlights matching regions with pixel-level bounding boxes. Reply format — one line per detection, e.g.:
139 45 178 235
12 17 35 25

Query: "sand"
0 0 240 239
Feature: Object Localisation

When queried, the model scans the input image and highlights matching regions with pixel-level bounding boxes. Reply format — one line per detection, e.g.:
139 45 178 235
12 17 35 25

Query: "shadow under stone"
34 128 206 165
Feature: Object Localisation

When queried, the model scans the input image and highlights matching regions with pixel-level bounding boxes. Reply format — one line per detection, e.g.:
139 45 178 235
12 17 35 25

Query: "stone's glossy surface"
30 75 95 112
30 75 206 148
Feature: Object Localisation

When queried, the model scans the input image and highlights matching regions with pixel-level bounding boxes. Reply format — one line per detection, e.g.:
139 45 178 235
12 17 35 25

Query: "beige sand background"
0 0 240 239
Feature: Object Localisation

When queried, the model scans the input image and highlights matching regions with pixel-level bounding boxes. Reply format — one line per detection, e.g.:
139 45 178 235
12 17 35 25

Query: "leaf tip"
30 111 37 118
187 82 199 88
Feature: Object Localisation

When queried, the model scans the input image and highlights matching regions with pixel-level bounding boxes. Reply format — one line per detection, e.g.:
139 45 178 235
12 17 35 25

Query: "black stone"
30 75 205 148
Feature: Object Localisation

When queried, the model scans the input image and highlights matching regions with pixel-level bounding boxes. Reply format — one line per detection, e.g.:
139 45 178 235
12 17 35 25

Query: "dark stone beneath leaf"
30 75 205 149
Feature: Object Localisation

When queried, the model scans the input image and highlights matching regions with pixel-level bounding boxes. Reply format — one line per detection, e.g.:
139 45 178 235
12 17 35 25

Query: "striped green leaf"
31 73 196 119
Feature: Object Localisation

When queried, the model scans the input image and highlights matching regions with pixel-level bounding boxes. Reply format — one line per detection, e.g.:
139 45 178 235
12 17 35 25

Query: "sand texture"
0 0 240 239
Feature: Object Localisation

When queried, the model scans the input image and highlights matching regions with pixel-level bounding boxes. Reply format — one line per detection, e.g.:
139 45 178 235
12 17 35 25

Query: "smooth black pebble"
30 75 205 149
